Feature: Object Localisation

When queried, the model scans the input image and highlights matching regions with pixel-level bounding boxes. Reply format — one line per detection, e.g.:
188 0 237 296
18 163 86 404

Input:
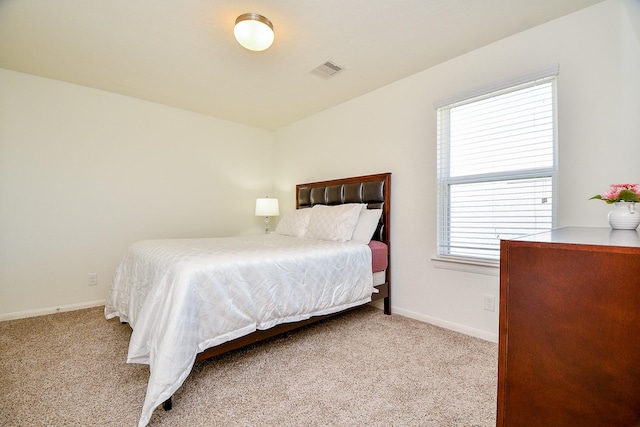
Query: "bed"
105 172 391 427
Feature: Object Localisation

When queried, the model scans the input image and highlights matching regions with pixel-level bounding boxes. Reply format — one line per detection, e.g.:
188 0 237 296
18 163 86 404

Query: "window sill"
431 256 499 276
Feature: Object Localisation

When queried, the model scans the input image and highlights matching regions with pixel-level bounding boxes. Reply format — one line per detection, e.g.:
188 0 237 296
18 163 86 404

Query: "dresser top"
510 227 640 248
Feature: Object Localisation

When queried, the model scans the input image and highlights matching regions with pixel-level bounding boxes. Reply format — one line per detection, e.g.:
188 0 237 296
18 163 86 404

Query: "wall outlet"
483 294 496 312
88 273 98 286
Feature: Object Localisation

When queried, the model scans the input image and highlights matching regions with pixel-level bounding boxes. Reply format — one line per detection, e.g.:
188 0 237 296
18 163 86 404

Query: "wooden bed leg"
163 397 172 411
384 296 391 315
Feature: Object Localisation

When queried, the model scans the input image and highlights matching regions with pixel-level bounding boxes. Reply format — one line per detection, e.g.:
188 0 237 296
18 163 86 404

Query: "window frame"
435 70 559 268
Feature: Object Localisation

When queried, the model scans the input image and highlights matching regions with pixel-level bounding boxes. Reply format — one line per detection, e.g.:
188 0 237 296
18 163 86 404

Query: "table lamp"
255 197 279 233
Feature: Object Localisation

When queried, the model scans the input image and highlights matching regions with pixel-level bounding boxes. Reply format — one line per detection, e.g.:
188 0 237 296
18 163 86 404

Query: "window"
436 70 557 263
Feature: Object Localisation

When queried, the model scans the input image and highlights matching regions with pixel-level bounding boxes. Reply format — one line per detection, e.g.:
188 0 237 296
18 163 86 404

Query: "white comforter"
104 234 373 427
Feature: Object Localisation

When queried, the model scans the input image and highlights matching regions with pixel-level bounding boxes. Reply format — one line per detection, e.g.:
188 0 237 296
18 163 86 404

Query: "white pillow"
275 209 312 238
351 209 383 244
305 204 365 242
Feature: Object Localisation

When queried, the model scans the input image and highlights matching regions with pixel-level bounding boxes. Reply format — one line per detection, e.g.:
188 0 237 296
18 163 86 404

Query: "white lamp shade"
255 198 279 216
234 13 274 51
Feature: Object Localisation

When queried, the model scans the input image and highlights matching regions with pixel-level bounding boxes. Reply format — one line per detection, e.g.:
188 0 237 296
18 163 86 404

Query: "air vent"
310 60 344 79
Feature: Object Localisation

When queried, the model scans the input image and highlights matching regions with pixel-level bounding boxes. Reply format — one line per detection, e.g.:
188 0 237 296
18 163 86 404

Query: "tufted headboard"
296 173 391 246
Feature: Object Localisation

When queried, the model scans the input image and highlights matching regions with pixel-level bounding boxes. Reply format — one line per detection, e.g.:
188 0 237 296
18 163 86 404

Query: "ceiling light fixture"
234 13 274 52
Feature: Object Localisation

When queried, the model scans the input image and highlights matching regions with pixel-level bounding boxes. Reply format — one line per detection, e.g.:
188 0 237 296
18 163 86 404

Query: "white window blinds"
436 73 557 263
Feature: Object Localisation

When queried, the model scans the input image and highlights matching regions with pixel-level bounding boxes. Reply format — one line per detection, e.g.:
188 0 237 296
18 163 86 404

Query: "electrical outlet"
88 273 97 286
483 294 496 312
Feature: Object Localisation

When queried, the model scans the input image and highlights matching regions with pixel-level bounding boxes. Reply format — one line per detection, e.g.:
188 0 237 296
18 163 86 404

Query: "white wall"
274 0 640 341
0 69 275 319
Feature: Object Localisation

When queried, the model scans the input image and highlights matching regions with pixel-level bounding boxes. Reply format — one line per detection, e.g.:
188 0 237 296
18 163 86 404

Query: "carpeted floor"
0 305 497 426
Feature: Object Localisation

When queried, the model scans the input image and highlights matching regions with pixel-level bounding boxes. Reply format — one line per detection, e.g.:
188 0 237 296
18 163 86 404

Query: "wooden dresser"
497 227 640 426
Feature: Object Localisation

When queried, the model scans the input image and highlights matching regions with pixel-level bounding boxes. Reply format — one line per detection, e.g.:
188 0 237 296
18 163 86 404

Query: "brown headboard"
296 173 391 246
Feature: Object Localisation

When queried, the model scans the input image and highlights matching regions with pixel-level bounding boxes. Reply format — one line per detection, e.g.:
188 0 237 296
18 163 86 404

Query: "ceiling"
0 0 603 130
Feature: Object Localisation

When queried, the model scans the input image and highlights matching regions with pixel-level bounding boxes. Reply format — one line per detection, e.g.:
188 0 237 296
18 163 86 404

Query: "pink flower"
592 183 640 203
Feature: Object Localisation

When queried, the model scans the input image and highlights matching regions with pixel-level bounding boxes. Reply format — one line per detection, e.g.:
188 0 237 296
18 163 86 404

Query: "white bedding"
104 233 374 427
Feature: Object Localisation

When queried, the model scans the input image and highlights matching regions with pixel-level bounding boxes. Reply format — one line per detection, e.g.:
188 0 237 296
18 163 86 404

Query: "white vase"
608 202 640 230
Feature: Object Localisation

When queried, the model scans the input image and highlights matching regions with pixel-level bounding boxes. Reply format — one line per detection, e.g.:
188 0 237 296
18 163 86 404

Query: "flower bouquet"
590 183 640 204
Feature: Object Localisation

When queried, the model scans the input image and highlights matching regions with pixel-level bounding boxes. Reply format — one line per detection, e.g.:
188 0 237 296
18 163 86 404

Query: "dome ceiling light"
234 13 274 51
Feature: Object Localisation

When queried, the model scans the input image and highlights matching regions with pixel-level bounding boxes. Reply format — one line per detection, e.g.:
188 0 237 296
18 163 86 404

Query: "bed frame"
162 172 391 410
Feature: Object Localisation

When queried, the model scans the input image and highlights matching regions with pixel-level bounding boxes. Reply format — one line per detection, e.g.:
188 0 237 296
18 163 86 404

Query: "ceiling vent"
310 61 344 79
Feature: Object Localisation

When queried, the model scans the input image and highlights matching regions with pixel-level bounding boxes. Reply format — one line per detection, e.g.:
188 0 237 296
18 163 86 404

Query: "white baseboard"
0 299 106 322
392 306 498 343
2 300 498 344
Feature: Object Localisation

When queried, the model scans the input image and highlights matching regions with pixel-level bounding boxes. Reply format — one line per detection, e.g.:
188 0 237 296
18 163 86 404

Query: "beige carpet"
0 305 497 426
